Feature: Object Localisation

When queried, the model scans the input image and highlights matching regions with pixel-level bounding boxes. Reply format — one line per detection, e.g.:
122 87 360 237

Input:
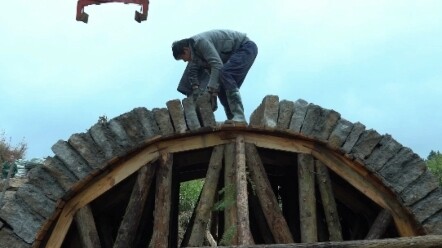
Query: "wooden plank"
45 146 160 248
235 135 254 245
113 164 156 248
149 153 173 248
298 154 317 243
74 205 101 248
223 143 238 245
315 160 343 241
245 143 294 243
188 145 225 246
310 146 419 236
182 235 442 247
365 209 392 240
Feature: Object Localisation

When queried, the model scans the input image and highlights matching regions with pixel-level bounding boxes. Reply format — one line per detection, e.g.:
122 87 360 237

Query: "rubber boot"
224 90 247 125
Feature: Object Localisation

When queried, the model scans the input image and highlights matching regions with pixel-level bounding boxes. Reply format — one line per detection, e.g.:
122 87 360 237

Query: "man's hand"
191 85 202 102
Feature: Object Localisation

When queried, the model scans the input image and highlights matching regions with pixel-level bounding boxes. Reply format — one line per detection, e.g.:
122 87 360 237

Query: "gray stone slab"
364 134 403 171
300 104 340 142
108 118 133 149
182 97 201 131
400 170 441 206
51 140 92 179
16 183 55 219
249 102 263 126
195 93 216 127
288 99 309 133
42 157 78 190
341 122 365 154
328 118 353 150
89 122 124 159
260 95 279 128
27 166 65 202
379 147 427 193
0 196 44 243
167 99 188 133
411 187 442 223
153 108 175 135
350 129 382 160
277 100 295 129
68 132 106 169
0 227 31 247
423 210 442 234
113 109 150 146
133 107 161 138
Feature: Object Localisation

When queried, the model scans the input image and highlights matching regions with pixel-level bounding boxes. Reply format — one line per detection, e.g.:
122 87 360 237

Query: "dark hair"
172 38 194 59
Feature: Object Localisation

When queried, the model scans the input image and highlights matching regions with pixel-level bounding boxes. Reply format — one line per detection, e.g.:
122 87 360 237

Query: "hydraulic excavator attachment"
76 0 149 23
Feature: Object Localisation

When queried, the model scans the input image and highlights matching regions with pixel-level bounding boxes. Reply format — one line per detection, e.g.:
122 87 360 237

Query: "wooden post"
223 143 238 245
315 160 343 241
365 209 392 240
246 143 294 243
113 164 156 248
298 154 317 243
188 145 225 246
235 136 254 245
149 153 173 248
74 205 101 248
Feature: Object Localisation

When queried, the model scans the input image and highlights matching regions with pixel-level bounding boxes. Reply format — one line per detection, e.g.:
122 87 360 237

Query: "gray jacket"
177 29 250 95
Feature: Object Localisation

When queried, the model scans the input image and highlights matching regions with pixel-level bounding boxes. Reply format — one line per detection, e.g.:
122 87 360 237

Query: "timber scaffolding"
0 94 442 247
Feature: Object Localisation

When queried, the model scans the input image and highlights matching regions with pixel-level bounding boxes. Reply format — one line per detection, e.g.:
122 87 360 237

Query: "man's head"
172 38 194 62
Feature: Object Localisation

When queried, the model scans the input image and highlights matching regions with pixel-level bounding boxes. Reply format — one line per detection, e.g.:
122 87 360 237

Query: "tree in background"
0 131 27 179
426 150 442 185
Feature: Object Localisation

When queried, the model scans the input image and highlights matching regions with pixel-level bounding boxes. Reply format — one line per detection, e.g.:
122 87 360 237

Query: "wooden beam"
45 146 160 248
365 209 393 240
74 205 101 248
188 145 225 246
315 160 343 241
182 235 442 247
113 164 156 248
245 143 294 243
310 146 419 236
149 153 173 248
223 143 238 245
235 135 254 245
298 154 317 243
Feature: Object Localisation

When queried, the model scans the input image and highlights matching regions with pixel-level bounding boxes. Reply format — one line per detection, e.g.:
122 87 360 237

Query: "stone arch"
0 95 441 247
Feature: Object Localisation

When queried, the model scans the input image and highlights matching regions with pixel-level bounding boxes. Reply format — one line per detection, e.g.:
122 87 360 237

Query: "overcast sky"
1 0 441 160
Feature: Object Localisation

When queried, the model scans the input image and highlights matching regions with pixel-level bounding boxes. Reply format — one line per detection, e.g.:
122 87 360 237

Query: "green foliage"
426 150 442 185
219 225 237 246
213 183 236 211
179 179 204 212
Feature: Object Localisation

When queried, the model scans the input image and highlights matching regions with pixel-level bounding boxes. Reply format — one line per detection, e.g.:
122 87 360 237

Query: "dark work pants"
218 40 258 118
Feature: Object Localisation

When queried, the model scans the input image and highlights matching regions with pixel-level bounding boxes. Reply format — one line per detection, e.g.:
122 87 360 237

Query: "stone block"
364 134 403 171
288 99 309 133
68 132 106 169
166 99 187 133
328 118 353 150
133 107 161 138
153 108 175 135
350 129 382 160
400 170 440 206
250 95 279 128
51 140 92 179
43 157 78 190
411 187 442 223
89 122 124 159
16 183 55 219
341 122 365 154
277 100 294 129
182 97 201 131
0 196 44 243
379 147 427 193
